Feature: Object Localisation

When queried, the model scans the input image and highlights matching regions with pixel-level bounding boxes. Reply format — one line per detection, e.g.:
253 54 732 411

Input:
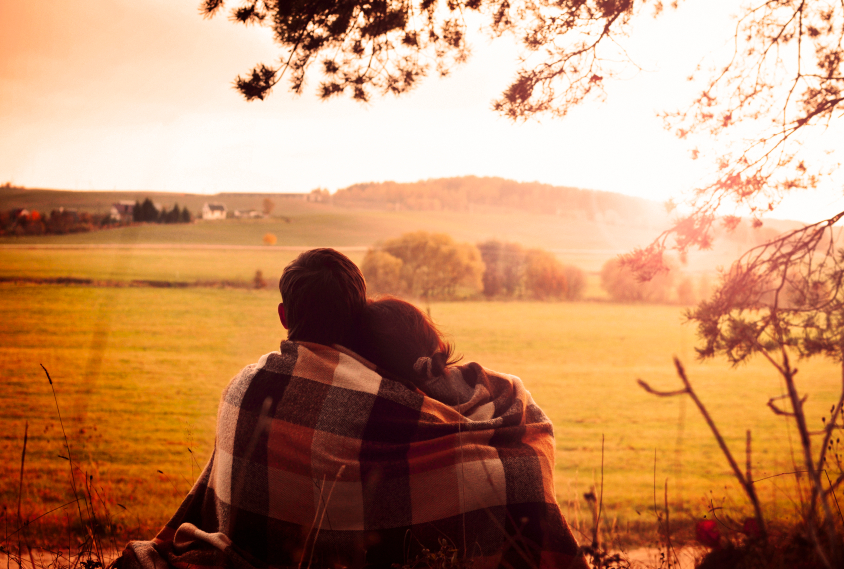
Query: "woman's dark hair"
354 296 460 382
279 248 367 347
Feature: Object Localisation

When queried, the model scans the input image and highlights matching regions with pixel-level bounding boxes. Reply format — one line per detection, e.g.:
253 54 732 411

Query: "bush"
479 240 587 300
253 270 267 289
524 248 568 299
362 250 406 295
600 257 675 302
477 240 526 297
677 276 695 305
368 231 485 299
562 265 586 300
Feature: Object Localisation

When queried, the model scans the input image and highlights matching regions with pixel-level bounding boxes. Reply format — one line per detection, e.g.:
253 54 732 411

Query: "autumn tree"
523 249 567 300
676 275 695 305
478 240 585 300
600 256 675 303
367 231 484 300
562 264 586 301
362 249 406 295
309 188 331 202
262 198 275 216
477 240 526 297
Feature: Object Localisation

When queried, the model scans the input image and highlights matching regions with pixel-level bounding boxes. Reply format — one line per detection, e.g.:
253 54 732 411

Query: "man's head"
278 248 367 347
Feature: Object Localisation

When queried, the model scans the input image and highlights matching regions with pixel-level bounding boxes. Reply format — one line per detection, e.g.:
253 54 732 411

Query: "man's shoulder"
224 340 385 399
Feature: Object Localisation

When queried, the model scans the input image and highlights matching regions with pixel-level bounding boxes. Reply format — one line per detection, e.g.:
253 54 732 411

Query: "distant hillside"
0 177 673 230
0 179 807 274
334 176 669 228
0 186 325 216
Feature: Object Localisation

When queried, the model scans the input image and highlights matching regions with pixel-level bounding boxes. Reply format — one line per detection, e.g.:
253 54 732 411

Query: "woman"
353 296 475 404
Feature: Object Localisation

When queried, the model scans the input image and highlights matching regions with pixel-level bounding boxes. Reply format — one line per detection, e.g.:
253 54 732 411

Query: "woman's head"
355 296 458 382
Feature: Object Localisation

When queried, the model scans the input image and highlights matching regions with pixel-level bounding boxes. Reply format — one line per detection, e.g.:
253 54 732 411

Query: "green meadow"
0 247 320 285
1 214 840 546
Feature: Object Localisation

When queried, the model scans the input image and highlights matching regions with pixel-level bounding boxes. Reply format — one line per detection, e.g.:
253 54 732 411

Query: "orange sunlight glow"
1 0 841 222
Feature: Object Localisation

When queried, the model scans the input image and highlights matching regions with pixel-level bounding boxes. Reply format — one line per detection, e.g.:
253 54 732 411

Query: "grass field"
1 214 838 550
0 204 748 274
2 282 841 546
0 209 654 262
0 247 325 285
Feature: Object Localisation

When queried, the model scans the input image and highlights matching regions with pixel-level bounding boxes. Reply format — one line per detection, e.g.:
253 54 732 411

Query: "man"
276 247 367 348
115 248 586 569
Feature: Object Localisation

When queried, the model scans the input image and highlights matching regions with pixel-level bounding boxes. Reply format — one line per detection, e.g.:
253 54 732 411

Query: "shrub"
524 248 567 299
477 240 526 297
253 270 267 289
600 257 675 302
562 264 586 300
677 276 696 305
362 250 405 295
369 231 485 299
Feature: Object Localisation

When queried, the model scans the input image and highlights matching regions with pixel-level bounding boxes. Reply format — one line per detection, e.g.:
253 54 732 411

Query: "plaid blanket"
116 341 586 569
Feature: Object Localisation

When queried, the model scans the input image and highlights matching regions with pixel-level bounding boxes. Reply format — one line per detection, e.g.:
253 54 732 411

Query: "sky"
2 0 843 223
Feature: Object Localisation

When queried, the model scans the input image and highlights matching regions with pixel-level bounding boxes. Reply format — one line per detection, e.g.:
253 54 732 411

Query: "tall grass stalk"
40 365 85 527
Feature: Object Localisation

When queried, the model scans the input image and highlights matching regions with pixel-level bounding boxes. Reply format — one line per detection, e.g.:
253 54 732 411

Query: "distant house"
110 200 136 222
233 209 264 219
202 202 227 220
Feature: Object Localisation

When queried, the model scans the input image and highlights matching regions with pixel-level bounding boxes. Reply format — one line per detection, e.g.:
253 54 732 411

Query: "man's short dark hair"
279 248 367 347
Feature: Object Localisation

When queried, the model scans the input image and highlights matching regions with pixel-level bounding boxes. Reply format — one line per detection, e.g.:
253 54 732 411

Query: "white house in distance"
110 200 136 222
202 202 226 220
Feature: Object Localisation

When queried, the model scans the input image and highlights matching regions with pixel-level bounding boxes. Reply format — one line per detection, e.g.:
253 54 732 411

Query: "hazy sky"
2 0 843 222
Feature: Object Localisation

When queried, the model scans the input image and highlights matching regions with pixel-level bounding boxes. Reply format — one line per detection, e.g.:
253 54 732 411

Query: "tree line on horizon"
333 176 665 225
0 198 193 237
0 208 122 236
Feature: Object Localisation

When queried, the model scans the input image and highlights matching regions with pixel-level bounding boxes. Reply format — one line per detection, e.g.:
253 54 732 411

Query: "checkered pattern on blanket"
117 341 586 569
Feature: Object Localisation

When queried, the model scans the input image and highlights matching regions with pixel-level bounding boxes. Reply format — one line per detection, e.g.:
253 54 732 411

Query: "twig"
823 470 844 529
638 357 767 540
665 479 678 567
299 475 327 569
817 362 844 475
652 449 658 528
17 422 27 533
596 434 604 550
3 500 81 541
746 430 752 493
752 470 809 483
17 422 28 569
41 364 86 526
304 465 346 569
767 396 797 416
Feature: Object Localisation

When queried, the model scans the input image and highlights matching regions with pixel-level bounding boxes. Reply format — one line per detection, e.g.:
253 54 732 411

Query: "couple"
116 249 586 569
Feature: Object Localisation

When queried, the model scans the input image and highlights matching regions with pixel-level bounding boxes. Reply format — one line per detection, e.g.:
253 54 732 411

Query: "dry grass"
2 285 841 548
